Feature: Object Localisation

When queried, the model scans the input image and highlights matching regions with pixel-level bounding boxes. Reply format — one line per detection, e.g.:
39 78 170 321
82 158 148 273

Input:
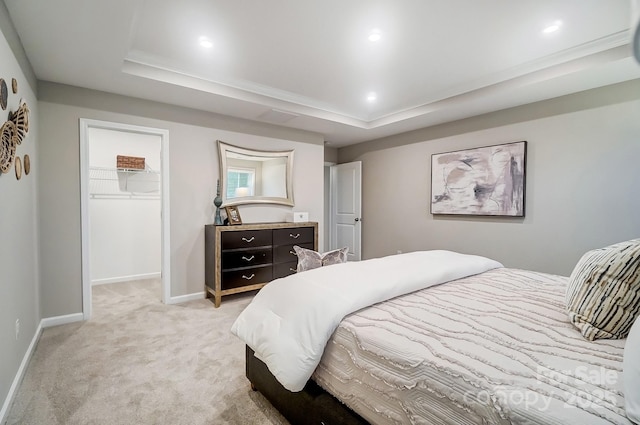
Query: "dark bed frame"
246 346 369 425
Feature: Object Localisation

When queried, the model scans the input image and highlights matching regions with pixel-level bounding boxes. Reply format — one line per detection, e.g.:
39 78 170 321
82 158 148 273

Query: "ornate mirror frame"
218 140 295 207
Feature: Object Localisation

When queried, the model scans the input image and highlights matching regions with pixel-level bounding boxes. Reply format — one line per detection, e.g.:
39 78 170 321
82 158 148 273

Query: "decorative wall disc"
0 120 17 174
24 154 30 175
15 155 22 180
9 100 29 144
12 78 18 94
0 79 7 110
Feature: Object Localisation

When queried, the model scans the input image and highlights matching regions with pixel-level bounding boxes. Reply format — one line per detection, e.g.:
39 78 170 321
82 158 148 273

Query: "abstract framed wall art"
431 141 526 216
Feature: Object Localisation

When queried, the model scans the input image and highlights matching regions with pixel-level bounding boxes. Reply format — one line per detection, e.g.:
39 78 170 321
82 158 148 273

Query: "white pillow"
625 316 640 424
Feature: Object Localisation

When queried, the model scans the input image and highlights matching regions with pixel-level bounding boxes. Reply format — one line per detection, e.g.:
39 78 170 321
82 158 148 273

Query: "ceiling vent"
257 109 299 124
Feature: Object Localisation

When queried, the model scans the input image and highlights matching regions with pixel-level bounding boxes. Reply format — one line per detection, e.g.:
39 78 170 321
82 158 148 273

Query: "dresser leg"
215 294 221 308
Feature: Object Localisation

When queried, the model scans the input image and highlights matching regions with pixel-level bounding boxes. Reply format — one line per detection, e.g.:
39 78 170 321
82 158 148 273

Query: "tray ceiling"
5 0 640 146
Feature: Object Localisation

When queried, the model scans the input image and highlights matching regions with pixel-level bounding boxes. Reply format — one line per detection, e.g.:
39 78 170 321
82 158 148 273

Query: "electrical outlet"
397 250 402 254
15 319 20 340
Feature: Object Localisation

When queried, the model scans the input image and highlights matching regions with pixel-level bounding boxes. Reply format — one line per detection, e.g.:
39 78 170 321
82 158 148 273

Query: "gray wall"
0 6 39 418
324 146 338 163
38 83 325 318
323 147 338 248
339 81 640 276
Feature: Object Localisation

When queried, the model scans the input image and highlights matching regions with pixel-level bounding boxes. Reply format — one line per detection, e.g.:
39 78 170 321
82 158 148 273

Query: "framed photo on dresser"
225 206 242 225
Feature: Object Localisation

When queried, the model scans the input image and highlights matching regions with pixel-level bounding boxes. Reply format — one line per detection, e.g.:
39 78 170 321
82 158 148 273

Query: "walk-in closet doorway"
79 119 171 320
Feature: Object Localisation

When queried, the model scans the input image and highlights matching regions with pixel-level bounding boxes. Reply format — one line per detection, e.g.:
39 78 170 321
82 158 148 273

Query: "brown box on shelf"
116 155 145 170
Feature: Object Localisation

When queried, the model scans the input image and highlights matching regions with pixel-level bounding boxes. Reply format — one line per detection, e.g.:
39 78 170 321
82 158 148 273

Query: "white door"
330 161 362 261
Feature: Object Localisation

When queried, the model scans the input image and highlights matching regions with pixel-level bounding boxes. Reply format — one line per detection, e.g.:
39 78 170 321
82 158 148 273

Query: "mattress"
312 268 631 425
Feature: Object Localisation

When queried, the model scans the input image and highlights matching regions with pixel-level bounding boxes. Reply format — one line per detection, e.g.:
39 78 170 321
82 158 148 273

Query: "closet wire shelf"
89 166 160 200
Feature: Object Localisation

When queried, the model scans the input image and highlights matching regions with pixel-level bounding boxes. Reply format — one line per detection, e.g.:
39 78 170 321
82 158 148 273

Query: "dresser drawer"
274 242 314 263
273 261 298 279
205 222 318 307
222 230 272 249
222 265 272 290
222 248 272 270
273 227 314 246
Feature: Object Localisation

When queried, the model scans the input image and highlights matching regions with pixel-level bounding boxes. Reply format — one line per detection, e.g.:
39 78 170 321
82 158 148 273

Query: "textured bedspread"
313 268 631 425
232 251 502 392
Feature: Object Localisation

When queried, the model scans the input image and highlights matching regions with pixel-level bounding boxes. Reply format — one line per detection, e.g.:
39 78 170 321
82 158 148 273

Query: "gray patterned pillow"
293 246 349 272
566 238 640 340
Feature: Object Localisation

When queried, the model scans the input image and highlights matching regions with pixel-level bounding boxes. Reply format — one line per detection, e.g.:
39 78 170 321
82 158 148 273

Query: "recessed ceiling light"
368 29 382 42
366 92 377 102
542 20 562 34
199 36 213 48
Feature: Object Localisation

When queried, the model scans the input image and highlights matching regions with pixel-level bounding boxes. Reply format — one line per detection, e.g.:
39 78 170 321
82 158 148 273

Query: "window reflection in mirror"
227 166 255 198
218 141 294 207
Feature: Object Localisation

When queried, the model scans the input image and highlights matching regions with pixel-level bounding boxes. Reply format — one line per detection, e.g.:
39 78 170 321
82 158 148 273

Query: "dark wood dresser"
205 222 318 307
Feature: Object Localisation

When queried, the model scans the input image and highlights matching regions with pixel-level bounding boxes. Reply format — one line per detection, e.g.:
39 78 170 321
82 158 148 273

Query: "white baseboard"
1 296 217 423
41 313 84 328
167 292 205 305
1 312 85 423
92 272 161 286
0 322 42 425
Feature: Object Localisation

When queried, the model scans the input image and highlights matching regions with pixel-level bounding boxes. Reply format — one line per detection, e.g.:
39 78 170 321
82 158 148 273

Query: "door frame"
323 162 335 252
79 119 171 320
329 161 362 261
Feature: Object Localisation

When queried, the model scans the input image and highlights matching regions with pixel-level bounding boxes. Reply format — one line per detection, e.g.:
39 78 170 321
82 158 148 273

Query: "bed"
232 250 635 425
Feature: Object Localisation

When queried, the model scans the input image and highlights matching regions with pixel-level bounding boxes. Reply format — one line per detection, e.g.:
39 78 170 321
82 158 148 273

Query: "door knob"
355 217 361 222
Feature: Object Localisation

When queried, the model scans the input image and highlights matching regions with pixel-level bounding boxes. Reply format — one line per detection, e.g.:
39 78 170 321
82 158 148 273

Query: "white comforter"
230 250 503 391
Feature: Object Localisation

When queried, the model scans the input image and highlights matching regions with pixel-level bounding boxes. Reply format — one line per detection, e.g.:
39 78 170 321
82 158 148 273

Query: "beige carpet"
7 279 290 425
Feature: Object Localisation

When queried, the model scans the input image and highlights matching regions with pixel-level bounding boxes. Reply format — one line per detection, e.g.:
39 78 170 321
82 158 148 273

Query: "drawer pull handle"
289 250 298 256
242 237 255 243
242 274 255 280
242 255 255 262
289 233 301 239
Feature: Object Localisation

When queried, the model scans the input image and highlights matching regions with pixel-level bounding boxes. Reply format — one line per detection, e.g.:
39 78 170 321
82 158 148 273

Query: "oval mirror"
218 140 294 207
